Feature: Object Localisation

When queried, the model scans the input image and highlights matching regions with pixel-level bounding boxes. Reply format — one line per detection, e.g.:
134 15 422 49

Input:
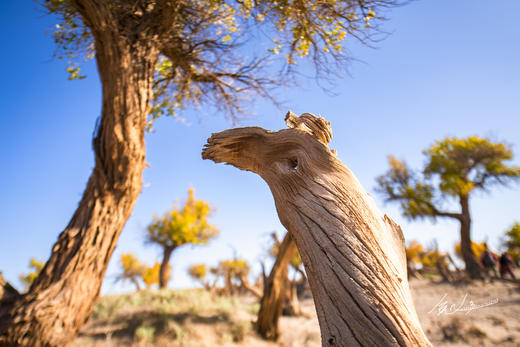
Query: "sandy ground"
410 276 520 346
264 275 520 346
74 271 520 346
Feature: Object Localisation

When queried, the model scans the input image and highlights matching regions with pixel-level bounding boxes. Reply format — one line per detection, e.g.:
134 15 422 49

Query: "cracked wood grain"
202 111 431 347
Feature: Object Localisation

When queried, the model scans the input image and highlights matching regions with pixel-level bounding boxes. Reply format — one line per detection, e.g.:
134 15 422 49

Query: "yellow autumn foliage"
453 241 486 261
146 188 219 248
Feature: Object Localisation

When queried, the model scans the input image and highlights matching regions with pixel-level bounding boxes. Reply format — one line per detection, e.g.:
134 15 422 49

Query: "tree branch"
0 271 20 304
146 0 183 39
430 209 462 221
71 0 118 33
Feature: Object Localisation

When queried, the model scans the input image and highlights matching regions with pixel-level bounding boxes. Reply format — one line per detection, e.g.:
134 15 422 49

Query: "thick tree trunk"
0 3 158 345
256 231 299 339
159 245 175 289
203 112 431 346
459 195 482 279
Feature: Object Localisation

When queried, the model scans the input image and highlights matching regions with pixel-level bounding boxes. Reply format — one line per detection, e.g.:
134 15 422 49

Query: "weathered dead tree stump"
256 231 299 339
202 112 431 346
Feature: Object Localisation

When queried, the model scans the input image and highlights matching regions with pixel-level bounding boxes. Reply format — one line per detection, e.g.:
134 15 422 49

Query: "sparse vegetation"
76 288 263 346
75 276 520 346
230 320 251 342
135 324 155 343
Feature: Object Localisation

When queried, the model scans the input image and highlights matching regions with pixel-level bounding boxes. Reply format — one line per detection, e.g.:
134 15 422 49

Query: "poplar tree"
376 136 520 278
0 1 401 344
146 188 218 288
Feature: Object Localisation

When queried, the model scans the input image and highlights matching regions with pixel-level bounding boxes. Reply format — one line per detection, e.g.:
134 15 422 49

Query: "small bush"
91 296 126 322
230 320 251 342
248 302 260 315
166 320 186 340
135 324 155 343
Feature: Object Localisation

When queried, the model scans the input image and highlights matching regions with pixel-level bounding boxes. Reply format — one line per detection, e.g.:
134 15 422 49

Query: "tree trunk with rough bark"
203 111 431 346
160 245 175 289
459 195 482 279
256 231 299 339
0 2 158 345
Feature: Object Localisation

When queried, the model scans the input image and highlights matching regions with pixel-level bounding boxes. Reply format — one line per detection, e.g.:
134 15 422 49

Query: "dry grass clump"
77 288 255 346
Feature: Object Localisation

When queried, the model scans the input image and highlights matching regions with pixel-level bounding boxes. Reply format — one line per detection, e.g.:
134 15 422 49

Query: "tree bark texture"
0 2 158 345
160 245 175 289
256 231 299 340
203 112 431 346
459 194 482 279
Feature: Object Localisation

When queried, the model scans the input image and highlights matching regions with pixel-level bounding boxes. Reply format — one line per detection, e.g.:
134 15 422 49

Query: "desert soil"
74 272 520 347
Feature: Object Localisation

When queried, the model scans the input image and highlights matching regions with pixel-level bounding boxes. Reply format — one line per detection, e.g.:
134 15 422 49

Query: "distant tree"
146 188 218 288
269 232 304 278
419 247 453 282
141 262 168 289
376 136 520 279
0 1 404 344
504 221 520 263
188 264 209 289
117 253 146 291
267 232 305 315
257 231 299 339
217 258 260 297
405 240 424 279
19 258 44 291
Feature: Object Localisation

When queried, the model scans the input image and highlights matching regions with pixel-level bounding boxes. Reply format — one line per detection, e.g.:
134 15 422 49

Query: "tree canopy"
141 262 157 288
405 240 424 265
504 221 520 262
188 263 208 283
146 188 218 288
454 241 485 262
117 253 146 291
376 136 520 220
376 135 520 278
44 0 400 123
146 188 219 248
218 258 250 279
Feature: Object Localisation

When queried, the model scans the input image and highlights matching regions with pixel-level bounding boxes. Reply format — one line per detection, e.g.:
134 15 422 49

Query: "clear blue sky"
1 1 519 294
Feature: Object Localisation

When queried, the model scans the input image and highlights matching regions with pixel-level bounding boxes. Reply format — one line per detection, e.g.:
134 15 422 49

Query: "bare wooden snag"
202 112 431 346
256 231 299 339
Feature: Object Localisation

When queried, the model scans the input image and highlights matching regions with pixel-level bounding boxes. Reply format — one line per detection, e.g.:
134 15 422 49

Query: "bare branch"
0 271 20 303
